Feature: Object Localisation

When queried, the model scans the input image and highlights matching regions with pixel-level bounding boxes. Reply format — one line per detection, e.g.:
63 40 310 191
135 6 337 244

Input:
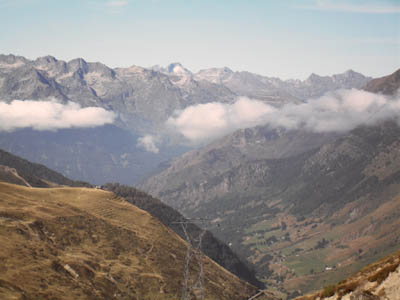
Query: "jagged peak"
335 69 365 78
68 57 88 67
67 57 89 73
0 53 28 65
306 72 324 81
35 55 58 63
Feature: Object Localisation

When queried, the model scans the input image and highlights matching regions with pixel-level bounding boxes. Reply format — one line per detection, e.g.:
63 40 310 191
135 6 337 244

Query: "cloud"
167 90 400 145
105 0 128 7
137 135 160 153
167 97 275 144
0 100 116 131
268 89 397 132
299 0 400 14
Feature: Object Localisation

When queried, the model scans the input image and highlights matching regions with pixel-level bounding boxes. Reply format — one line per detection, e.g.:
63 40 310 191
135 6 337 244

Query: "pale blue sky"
0 0 399 79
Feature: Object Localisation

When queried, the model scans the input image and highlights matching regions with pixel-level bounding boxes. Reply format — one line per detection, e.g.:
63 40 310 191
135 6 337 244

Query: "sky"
0 0 399 79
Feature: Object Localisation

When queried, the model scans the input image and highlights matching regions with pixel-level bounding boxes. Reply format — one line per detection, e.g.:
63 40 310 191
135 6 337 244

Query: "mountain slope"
139 127 339 213
140 69 400 296
0 147 89 187
0 182 258 300
364 68 400 95
0 148 262 289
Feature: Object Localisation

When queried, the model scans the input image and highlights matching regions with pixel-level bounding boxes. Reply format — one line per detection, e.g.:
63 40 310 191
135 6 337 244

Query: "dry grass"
0 182 257 300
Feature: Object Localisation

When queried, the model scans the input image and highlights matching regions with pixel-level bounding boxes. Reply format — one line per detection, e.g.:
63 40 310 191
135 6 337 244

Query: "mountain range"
0 54 372 184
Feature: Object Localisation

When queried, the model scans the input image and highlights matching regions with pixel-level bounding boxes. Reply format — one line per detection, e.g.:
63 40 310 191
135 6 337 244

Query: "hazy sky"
0 0 399 79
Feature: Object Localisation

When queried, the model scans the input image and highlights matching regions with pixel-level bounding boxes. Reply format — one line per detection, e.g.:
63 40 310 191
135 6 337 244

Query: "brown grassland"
0 182 257 299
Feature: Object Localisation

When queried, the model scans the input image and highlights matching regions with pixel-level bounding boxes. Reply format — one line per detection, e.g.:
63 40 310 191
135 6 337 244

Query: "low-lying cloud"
167 97 275 144
0 100 116 131
167 89 400 145
137 135 160 154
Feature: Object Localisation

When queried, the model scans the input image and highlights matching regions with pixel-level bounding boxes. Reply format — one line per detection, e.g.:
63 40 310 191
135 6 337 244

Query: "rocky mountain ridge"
194 67 371 103
0 54 372 129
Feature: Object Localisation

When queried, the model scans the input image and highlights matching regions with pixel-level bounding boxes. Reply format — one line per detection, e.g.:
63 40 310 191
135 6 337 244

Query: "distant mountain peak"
35 55 58 63
345 69 356 74
338 69 363 78
68 57 88 68
307 72 321 79
0 54 27 67
194 67 235 84
67 57 89 73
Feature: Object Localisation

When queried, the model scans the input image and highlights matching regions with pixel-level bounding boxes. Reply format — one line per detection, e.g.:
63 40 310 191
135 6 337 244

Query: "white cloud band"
167 97 275 144
0 100 116 131
167 89 400 145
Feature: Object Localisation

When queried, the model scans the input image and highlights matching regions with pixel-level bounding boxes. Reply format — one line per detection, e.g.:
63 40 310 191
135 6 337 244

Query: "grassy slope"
0 182 257 300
